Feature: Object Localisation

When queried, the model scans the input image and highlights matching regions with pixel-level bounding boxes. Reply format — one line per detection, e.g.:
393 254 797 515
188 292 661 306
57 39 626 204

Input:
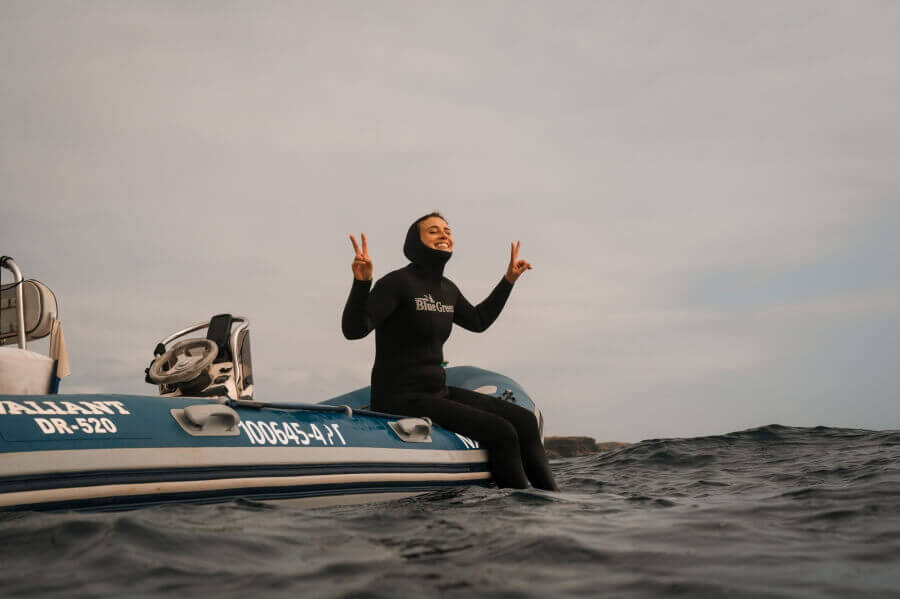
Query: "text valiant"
0 399 131 416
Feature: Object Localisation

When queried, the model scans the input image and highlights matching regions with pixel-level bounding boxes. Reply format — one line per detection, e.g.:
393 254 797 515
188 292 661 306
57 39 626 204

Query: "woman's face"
419 217 453 252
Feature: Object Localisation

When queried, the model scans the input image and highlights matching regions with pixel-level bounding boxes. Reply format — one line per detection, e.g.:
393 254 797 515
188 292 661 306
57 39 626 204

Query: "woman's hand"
504 241 532 284
349 233 373 281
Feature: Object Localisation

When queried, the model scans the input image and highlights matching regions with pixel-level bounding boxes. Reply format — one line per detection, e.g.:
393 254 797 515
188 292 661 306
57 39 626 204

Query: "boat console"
0 256 65 394
145 313 254 400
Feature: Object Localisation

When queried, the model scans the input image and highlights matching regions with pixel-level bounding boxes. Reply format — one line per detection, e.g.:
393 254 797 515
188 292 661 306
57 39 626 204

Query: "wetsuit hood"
403 219 452 278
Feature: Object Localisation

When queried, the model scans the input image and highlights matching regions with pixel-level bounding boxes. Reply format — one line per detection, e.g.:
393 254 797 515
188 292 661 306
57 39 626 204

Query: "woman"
342 212 558 490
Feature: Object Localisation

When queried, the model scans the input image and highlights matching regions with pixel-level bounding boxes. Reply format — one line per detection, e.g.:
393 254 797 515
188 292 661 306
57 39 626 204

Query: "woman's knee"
502 406 541 442
490 419 520 449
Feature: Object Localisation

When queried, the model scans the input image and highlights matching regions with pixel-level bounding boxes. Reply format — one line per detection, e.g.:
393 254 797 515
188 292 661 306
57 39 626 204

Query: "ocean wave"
2 424 899 598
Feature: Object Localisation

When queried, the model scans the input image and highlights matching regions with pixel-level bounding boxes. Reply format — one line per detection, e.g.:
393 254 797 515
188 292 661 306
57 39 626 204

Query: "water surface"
2 425 898 598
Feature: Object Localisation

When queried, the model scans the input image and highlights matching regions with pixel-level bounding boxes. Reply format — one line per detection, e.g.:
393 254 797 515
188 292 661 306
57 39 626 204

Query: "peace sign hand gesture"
504 241 532 284
349 233 373 281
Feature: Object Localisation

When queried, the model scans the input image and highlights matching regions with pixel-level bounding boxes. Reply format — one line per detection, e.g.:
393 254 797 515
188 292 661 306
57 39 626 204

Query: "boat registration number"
238 420 347 446
33 416 119 435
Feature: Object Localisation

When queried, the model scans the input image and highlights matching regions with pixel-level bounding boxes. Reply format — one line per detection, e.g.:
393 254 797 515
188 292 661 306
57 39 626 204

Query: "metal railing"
0 256 27 349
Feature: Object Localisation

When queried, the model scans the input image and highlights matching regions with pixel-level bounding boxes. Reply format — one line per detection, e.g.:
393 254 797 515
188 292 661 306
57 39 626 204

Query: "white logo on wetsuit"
414 294 454 313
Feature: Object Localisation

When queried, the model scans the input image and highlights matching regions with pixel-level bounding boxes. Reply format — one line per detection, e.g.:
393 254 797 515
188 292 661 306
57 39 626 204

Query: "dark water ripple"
2 425 899 598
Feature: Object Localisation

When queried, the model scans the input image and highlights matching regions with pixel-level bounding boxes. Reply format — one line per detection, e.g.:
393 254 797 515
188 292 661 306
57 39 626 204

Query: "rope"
0 279 23 291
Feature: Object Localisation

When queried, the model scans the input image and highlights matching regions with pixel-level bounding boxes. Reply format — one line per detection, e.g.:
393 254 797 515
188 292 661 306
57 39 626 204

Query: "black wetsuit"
342 222 558 490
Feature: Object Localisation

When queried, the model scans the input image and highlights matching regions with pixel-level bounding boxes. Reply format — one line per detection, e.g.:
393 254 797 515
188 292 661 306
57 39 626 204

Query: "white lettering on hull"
238 420 349 446
0 400 130 416
455 433 480 449
32 416 119 435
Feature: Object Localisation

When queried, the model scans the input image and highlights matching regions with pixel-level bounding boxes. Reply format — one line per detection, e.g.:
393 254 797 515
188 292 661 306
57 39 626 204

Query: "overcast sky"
3 1 898 441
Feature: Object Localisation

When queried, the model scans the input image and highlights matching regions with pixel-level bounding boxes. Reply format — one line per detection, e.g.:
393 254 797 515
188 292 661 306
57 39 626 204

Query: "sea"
1 425 898 598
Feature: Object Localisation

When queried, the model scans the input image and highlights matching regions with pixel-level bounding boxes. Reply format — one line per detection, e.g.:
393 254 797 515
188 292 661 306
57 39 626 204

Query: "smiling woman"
342 212 556 490
418 214 454 252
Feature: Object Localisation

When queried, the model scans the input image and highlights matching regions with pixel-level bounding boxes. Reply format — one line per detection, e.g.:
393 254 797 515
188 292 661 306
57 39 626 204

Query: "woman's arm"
452 278 513 333
341 278 398 339
453 241 531 332
504 240 532 284
341 233 398 339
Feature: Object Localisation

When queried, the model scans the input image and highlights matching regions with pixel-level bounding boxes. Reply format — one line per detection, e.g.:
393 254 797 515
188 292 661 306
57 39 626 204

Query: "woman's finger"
349 235 361 256
361 233 368 257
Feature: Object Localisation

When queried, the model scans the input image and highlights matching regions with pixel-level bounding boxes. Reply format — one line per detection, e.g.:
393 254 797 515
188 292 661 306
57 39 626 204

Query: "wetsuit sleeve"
341 278 399 339
452 278 513 333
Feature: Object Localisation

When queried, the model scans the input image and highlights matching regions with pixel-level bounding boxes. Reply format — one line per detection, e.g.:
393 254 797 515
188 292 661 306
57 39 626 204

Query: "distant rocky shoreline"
543 436 630 458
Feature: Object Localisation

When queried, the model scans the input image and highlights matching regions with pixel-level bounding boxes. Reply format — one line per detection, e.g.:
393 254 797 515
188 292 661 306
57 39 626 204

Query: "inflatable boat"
0 257 542 511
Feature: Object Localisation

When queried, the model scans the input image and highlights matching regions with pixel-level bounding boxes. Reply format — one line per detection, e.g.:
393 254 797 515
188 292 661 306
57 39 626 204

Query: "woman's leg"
377 390 530 489
447 387 559 491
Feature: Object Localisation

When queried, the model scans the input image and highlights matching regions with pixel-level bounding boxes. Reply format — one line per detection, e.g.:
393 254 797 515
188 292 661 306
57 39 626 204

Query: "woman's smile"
419 216 454 252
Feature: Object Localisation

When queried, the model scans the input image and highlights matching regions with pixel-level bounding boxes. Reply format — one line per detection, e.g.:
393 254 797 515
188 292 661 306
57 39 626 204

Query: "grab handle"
388 417 433 443
170 404 241 436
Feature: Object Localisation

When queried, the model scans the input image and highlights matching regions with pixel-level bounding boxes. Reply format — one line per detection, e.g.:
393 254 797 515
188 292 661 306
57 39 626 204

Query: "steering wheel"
148 338 218 384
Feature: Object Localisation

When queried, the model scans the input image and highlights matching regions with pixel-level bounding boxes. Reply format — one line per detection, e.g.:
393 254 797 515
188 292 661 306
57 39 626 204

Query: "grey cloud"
2 1 898 441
